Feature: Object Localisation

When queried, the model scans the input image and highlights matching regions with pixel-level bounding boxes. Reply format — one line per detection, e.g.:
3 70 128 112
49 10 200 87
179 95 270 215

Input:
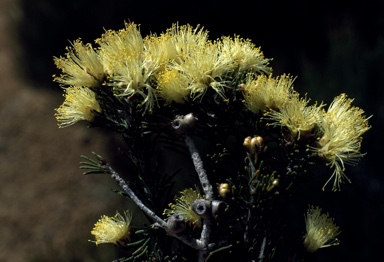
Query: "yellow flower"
53 39 104 87
90 210 133 246
96 22 158 112
153 23 234 101
96 22 144 75
142 23 211 104
163 188 203 229
243 74 297 114
313 94 371 191
162 23 209 62
265 96 324 139
158 27 231 101
143 32 178 73
156 69 190 103
170 41 231 100
304 206 340 253
220 35 271 74
54 86 101 128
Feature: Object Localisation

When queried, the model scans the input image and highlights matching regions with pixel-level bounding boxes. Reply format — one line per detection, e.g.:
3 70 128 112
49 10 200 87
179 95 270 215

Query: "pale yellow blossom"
96 22 159 111
96 22 144 74
151 24 234 101
143 24 212 103
141 23 210 75
243 74 297 113
313 94 371 191
90 210 133 246
220 35 271 74
156 69 190 103
163 188 203 229
265 96 324 139
53 39 104 87
143 33 178 73
165 23 209 61
168 41 231 100
304 206 340 252
55 86 101 128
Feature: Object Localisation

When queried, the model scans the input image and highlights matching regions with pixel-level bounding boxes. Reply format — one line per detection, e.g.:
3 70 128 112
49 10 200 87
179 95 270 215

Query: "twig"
184 135 214 201
197 219 212 261
105 113 217 260
107 164 166 227
184 133 214 261
106 163 200 250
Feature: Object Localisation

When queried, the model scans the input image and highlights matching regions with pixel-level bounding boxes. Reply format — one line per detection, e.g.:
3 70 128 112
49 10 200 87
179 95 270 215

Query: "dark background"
3 0 383 261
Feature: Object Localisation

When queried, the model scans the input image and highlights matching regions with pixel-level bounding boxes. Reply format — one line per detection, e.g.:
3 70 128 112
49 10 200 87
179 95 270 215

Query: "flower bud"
251 136 264 153
243 136 254 154
266 179 279 192
218 183 231 199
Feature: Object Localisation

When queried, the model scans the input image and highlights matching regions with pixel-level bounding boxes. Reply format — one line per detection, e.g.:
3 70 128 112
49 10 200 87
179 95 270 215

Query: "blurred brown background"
0 0 383 261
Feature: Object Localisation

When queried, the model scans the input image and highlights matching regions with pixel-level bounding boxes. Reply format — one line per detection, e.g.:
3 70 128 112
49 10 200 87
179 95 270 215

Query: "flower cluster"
53 21 371 261
54 23 370 191
244 81 370 190
54 22 271 115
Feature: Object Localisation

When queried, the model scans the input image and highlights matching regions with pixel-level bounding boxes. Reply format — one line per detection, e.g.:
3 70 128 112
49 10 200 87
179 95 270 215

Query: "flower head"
265 96 324 139
169 41 231 100
163 188 203 229
243 74 297 114
96 22 144 75
53 39 105 87
163 23 209 62
304 206 340 253
143 32 179 73
95 22 159 112
220 35 271 74
311 93 371 191
90 210 133 246
156 69 190 103
54 86 101 128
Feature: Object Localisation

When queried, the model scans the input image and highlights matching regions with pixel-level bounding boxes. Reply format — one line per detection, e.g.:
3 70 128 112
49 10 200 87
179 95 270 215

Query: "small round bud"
266 179 279 192
272 179 279 186
243 136 254 154
251 136 264 153
238 83 246 90
218 183 231 199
